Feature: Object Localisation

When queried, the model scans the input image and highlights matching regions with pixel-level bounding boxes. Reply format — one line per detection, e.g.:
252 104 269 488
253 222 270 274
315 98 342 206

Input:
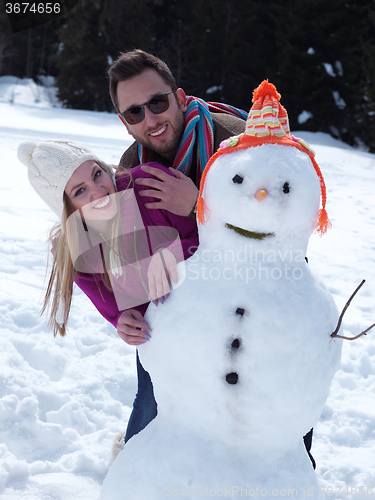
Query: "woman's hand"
117 309 152 346
148 247 178 303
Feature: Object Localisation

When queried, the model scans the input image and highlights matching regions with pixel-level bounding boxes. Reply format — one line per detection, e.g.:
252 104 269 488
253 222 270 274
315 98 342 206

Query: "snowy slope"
0 78 374 499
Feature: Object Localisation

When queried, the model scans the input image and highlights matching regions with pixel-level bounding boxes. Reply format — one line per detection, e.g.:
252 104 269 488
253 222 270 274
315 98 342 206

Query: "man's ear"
176 88 187 112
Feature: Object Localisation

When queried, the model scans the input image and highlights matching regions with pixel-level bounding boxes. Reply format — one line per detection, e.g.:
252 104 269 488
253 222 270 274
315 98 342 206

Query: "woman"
17 138 198 449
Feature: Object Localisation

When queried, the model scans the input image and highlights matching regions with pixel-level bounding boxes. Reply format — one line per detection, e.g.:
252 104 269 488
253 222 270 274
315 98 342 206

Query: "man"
108 49 247 218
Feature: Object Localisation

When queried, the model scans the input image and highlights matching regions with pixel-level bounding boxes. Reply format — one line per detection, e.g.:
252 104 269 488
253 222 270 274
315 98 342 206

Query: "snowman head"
197 81 331 240
200 144 321 245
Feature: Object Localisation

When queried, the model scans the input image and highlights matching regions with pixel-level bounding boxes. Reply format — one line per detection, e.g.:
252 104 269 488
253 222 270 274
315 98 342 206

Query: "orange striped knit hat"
197 80 331 236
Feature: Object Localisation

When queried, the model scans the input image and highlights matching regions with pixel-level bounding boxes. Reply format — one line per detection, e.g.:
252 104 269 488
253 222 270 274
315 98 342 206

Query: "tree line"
1 0 375 151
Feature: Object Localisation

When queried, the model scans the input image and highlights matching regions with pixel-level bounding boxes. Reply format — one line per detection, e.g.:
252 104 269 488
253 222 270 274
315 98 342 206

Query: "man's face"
117 69 187 162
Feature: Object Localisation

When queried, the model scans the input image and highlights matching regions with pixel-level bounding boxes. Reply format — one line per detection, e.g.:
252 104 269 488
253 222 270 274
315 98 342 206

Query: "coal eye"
283 182 290 194
232 174 243 184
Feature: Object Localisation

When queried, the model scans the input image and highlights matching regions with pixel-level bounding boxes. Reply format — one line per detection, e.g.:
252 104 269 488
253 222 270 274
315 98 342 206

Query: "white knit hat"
17 139 114 217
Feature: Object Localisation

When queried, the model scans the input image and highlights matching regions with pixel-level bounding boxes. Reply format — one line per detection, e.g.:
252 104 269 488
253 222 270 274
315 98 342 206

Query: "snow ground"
0 77 374 499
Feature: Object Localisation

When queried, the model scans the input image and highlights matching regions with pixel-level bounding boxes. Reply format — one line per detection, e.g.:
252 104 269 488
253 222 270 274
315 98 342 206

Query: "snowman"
101 81 342 499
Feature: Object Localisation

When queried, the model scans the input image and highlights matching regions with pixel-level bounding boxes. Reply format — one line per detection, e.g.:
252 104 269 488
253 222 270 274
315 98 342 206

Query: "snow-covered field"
0 78 374 499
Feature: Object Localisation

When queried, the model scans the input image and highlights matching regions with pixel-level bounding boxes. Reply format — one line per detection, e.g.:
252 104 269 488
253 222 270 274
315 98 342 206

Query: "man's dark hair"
108 49 177 112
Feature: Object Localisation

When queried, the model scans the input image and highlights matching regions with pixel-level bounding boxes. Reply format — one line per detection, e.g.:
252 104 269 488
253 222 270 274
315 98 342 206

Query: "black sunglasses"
118 91 176 125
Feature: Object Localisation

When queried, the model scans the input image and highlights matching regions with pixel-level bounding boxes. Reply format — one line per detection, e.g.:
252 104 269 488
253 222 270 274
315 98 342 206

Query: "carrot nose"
255 189 268 201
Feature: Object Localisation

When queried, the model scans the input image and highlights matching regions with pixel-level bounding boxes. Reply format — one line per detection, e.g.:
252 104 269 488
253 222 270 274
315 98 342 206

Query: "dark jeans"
124 351 157 443
125 352 316 470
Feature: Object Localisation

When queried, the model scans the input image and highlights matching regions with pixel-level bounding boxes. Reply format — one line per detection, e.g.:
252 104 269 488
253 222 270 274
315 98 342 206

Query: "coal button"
226 372 238 384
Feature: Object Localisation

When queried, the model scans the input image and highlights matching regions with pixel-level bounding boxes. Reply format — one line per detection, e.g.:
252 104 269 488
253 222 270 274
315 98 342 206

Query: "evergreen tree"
275 0 369 149
54 0 155 111
0 11 17 76
0 7 61 82
359 0 375 150
55 0 113 111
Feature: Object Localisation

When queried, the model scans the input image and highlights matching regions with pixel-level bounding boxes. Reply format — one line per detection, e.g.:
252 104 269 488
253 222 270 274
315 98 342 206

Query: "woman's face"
65 160 117 222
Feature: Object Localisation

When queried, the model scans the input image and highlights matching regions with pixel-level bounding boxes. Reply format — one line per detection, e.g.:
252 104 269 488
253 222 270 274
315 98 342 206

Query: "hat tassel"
316 207 332 236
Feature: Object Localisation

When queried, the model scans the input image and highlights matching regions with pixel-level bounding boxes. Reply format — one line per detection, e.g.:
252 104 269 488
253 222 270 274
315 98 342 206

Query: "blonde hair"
41 163 130 337
41 195 76 337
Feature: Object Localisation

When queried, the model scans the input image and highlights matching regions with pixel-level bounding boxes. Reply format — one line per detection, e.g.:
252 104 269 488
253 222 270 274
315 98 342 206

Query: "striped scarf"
138 96 247 185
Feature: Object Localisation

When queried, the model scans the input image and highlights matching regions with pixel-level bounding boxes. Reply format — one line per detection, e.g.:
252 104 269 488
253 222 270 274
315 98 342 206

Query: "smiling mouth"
225 223 274 240
149 125 167 137
93 195 110 209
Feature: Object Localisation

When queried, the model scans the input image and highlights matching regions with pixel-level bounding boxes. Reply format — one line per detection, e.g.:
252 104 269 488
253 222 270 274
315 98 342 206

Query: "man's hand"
117 309 152 346
148 247 178 302
135 165 198 217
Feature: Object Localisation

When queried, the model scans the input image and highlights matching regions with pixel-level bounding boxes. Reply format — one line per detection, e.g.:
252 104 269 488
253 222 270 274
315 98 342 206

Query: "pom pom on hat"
17 141 37 167
252 80 281 102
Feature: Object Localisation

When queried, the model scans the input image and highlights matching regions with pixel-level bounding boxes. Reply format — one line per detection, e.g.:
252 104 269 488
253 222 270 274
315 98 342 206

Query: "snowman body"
101 145 342 499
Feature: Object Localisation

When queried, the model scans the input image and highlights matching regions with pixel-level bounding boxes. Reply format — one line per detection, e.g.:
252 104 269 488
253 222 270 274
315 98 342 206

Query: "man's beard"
142 108 185 161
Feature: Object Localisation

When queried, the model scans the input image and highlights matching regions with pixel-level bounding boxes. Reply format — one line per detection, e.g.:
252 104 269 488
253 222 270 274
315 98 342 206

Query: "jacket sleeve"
211 112 246 151
118 141 140 171
162 211 199 261
74 273 147 328
127 163 199 262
